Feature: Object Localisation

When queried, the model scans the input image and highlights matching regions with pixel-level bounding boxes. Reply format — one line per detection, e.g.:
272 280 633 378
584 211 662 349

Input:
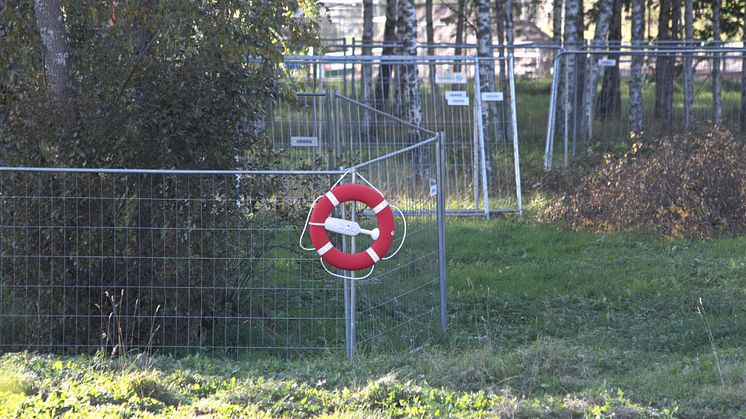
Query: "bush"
551 125 746 239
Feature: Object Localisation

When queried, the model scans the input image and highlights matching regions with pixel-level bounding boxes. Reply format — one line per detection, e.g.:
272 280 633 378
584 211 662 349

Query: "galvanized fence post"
508 54 524 216
436 132 448 330
472 59 491 219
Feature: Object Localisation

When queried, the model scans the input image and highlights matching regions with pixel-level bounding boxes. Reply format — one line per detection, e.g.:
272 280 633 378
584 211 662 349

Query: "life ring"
309 184 395 271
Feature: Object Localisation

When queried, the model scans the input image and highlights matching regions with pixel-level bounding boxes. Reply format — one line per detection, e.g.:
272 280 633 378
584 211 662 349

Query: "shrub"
550 125 746 239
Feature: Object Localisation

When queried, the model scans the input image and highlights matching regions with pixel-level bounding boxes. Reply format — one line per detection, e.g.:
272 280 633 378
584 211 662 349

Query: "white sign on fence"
445 91 467 100
435 72 467 84
429 178 438 197
290 136 319 147
481 92 504 102
447 96 470 106
598 58 617 67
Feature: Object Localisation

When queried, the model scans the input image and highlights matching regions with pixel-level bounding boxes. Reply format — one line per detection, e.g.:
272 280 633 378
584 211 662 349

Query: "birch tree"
553 0 562 44
362 0 373 129
376 0 397 109
426 0 436 90
562 0 581 166
741 4 746 131
552 0 564 142
683 0 694 129
400 0 421 135
34 0 80 136
454 0 466 72
596 0 622 121
654 0 672 127
629 0 645 134
581 0 614 143
476 0 498 179
665 0 681 122
712 0 722 123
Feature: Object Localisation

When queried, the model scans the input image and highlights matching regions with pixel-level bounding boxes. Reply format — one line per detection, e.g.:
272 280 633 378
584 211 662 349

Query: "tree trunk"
495 0 509 142
454 0 466 72
712 0 722 123
34 0 80 137
629 0 645 134
362 0 374 130
562 0 580 166
741 5 746 131
683 0 694 128
553 0 562 44
426 0 436 89
654 0 671 127
393 0 407 116
663 0 680 124
376 0 398 110
476 0 498 180
572 0 585 155
552 0 564 146
596 0 622 122
400 0 424 176
581 0 614 144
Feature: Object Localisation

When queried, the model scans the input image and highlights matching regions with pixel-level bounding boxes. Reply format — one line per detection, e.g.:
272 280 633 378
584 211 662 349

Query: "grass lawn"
2 218 745 417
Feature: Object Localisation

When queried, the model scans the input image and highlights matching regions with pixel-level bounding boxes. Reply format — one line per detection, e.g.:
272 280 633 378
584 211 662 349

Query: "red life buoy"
309 184 395 271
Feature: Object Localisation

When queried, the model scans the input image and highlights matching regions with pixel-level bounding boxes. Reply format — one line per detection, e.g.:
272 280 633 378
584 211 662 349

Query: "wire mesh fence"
544 47 746 170
271 55 523 216
0 104 446 357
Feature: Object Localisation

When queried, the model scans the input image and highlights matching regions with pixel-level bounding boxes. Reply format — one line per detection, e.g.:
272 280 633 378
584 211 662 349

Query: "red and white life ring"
309 184 395 271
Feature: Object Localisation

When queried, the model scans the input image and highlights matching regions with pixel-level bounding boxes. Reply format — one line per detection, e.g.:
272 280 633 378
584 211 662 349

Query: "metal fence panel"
272 56 523 215
0 102 446 356
544 48 746 170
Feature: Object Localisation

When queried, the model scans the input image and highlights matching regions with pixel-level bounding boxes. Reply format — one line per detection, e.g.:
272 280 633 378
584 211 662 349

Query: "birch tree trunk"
573 1 585 154
362 0 374 130
712 0 722 123
393 0 407 116
596 0 622 122
400 0 424 177
581 0 614 144
476 0 498 179
454 0 466 72
0 0 4 163
741 5 746 131
562 0 580 166
663 0 680 123
426 0 436 90
34 0 80 136
495 0 509 143
552 0 564 145
504 0 515 144
683 0 694 129
400 0 420 131
553 0 563 44
654 0 671 126
629 0 645 134
376 0 398 110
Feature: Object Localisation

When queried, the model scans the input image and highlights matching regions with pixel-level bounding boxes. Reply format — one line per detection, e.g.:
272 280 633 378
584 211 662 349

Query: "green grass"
3 219 746 417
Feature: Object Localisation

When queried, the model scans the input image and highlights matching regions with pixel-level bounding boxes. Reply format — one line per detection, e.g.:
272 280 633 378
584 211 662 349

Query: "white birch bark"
629 0 645 134
400 0 420 134
362 0 374 130
553 0 562 44
476 0 497 179
426 0 436 88
375 0 397 109
562 0 580 166
712 0 722 123
34 0 80 135
741 5 746 131
581 0 614 143
683 0 694 129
